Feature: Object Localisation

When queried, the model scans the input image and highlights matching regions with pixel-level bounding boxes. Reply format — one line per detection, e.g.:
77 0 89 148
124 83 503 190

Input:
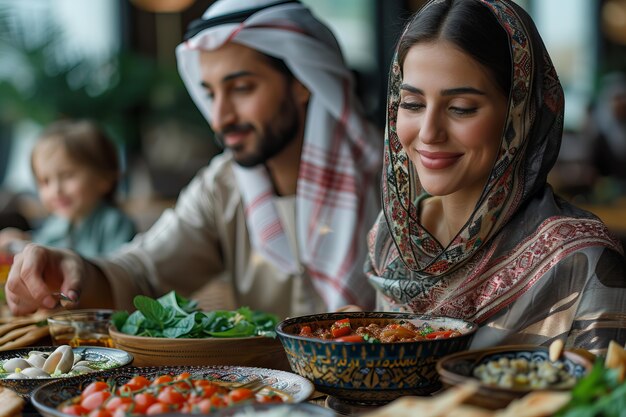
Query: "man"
5 0 381 318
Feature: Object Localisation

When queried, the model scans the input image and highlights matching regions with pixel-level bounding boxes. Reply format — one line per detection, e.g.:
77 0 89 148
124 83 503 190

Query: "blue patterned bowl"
276 312 477 404
436 345 593 409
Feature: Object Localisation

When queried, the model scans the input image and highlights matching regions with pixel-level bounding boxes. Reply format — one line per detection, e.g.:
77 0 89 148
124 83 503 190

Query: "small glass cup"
0 252 14 317
47 309 114 348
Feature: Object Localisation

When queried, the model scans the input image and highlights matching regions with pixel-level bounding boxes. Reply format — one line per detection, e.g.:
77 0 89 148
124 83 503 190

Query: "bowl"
436 344 593 410
0 345 133 399
276 312 478 404
30 365 315 417
47 309 114 347
109 326 291 370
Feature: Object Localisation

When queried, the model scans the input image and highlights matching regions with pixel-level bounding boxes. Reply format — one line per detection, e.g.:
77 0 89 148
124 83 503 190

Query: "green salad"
111 291 279 339
555 360 626 417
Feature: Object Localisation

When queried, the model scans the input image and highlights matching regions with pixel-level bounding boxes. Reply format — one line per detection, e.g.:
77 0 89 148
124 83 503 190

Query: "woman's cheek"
395 113 417 151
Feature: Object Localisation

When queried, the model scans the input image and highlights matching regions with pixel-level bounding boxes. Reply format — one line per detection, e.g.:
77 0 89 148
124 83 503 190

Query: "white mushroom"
20 367 51 378
70 365 95 373
6 372 28 379
73 361 92 367
2 358 32 373
27 354 46 369
43 345 74 374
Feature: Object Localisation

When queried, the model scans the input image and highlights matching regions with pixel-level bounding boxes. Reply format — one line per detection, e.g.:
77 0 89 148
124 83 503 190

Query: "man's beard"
217 96 300 168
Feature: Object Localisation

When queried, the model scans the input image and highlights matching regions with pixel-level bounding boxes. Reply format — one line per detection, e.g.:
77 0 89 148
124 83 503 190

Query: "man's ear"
291 79 311 106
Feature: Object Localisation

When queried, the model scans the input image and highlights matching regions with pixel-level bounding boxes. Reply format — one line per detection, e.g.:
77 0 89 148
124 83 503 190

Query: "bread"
0 387 25 417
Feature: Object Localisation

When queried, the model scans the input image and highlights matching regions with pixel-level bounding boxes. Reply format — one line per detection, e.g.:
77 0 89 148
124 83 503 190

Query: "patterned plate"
0 346 133 399
31 365 315 417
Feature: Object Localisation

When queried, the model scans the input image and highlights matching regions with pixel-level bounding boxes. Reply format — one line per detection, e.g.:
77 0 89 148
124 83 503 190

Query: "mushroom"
6 372 28 379
2 358 32 373
20 367 51 378
70 365 95 374
27 354 47 369
43 345 74 374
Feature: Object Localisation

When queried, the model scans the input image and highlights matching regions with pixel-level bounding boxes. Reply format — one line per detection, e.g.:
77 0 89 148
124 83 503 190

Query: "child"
0 119 136 257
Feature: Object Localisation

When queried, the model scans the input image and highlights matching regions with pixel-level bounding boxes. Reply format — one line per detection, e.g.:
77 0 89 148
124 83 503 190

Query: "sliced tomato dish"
58 372 285 416
298 318 463 343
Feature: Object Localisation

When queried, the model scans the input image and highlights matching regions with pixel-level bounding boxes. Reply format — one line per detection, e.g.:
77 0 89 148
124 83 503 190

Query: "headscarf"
176 0 381 310
368 0 621 322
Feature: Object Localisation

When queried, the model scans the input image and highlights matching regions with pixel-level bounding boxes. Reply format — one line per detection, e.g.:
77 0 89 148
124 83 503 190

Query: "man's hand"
5 244 83 316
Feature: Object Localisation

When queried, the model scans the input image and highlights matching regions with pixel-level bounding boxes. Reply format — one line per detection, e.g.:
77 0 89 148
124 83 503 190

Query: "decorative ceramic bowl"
31 365 315 417
109 326 290 370
436 345 593 410
276 312 477 404
0 346 132 399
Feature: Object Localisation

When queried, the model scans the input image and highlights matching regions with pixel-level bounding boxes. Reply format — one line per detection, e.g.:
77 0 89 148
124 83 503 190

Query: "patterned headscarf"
176 0 381 310
368 0 621 322
382 0 563 275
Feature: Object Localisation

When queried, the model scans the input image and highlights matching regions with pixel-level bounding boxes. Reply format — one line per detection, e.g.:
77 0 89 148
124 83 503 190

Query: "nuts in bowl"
436 344 593 409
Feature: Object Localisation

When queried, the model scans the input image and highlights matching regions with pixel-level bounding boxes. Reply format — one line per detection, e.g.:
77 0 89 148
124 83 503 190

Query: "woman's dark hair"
32 119 121 204
398 0 512 96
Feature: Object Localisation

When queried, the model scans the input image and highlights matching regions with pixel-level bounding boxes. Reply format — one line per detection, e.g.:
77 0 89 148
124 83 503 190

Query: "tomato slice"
132 392 158 414
426 330 454 339
81 381 110 400
330 318 352 338
81 391 112 411
61 404 89 416
334 334 364 343
299 325 313 336
228 387 254 403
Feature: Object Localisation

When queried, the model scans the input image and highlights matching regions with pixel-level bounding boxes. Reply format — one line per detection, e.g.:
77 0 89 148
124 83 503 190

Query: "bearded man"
5 0 381 318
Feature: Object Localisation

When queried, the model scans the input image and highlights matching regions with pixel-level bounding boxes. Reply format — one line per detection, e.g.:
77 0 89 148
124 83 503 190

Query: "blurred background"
1 0 626 240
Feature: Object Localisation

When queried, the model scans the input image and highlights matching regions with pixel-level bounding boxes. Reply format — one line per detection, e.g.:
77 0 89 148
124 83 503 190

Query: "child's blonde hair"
31 119 121 204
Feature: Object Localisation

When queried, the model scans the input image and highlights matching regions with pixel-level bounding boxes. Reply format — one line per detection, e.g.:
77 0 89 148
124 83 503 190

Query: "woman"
366 0 626 354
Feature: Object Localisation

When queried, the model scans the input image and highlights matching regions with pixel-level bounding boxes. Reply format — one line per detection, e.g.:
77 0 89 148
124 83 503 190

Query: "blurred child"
0 119 136 257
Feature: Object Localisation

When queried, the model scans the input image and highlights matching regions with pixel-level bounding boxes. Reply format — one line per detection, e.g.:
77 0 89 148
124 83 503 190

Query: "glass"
47 309 114 348
0 252 14 316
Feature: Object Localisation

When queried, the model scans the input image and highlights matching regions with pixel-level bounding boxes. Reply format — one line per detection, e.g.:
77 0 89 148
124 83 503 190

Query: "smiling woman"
365 0 626 356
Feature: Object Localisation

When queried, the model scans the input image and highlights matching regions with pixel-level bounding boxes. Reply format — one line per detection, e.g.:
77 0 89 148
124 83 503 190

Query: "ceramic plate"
31 365 315 417
0 346 133 399
163 403 337 417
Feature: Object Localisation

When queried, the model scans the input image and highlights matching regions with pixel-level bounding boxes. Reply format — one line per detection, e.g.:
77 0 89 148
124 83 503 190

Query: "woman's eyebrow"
399 83 486 96
441 86 486 96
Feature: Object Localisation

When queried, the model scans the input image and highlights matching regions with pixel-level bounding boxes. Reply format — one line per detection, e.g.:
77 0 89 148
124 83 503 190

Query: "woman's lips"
418 150 463 169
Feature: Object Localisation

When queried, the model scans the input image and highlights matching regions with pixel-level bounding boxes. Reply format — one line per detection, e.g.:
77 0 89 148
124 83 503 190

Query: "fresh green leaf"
163 313 197 338
206 321 256 338
111 311 129 331
114 292 280 339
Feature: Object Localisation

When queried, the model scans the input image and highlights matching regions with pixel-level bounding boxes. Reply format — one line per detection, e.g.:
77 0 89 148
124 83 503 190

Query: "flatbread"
494 391 571 417
0 386 25 417
604 340 626 382
361 382 479 417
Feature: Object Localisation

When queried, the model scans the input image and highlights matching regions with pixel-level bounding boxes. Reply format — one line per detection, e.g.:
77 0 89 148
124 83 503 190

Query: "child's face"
32 142 112 223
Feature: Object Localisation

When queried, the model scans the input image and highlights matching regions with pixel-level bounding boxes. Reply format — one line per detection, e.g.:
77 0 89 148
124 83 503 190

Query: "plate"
0 346 133 399
163 403 337 417
31 365 315 417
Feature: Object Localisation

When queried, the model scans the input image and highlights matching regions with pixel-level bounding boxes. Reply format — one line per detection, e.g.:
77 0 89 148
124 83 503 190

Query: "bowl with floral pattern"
276 312 477 404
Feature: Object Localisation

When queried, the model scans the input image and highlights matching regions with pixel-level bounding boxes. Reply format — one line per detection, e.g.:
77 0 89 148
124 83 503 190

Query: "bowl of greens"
109 291 290 370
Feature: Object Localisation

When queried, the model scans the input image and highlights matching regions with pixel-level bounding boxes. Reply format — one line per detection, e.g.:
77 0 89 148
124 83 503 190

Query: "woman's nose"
418 109 446 144
210 95 236 133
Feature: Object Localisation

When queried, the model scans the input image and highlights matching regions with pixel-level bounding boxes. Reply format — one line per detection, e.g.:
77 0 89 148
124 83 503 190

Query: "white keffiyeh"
176 0 381 310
